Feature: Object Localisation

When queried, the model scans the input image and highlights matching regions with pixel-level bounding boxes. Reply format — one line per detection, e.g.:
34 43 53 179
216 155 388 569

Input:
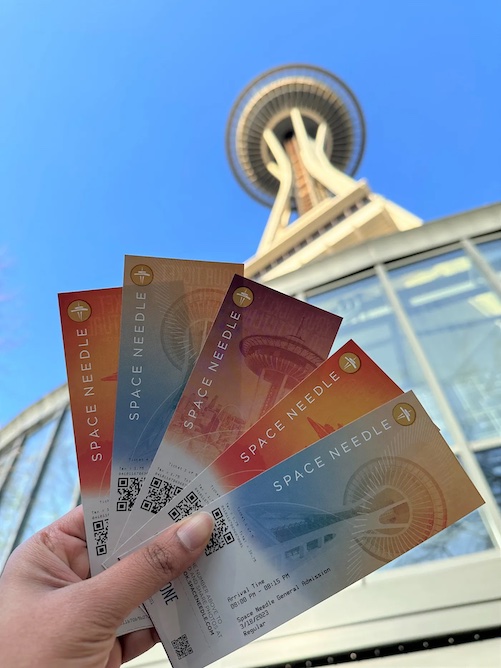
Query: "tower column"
283 133 328 216
290 108 357 197
258 129 293 255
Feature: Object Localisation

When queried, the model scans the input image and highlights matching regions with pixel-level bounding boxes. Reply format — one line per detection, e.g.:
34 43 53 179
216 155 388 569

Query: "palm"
0 504 212 668
0 507 158 668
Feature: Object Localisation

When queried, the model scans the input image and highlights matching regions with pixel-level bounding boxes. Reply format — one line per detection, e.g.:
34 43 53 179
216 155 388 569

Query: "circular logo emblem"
232 287 254 308
130 264 154 286
344 457 446 562
392 402 417 426
67 300 92 322
339 352 361 374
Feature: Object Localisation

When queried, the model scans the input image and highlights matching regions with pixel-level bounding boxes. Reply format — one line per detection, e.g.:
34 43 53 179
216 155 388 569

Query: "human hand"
0 505 214 668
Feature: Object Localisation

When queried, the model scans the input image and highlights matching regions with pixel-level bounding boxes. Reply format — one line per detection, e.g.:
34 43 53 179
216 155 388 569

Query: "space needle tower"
226 65 422 281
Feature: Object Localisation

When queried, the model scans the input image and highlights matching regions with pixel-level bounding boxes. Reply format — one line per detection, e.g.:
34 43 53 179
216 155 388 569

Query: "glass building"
1 203 500 666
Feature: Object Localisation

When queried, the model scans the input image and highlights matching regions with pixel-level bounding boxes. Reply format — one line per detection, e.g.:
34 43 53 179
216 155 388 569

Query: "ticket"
112 274 342 555
143 391 484 668
115 340 400 554
59 288 121 573
58 288 151 634
108 257 241 552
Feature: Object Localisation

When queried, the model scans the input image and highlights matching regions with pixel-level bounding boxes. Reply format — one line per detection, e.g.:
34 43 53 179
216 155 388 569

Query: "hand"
0 505 214 668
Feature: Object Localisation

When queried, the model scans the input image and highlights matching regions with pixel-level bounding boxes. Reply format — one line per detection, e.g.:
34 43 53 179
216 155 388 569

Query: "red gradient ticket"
58 288 121 572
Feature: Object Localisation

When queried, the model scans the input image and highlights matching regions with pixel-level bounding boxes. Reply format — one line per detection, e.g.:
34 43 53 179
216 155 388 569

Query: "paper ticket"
59 288 121 572
115 340 400 554
144 391 484 668
108 257 241 552
58 288 151 634
112 275 342 555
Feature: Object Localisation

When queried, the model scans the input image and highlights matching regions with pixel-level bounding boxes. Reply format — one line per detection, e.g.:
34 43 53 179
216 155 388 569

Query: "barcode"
92 519 108 556
116 476 142 512
205 507 235 556
171 633 193 660
140 477 183 515
168 491 203 522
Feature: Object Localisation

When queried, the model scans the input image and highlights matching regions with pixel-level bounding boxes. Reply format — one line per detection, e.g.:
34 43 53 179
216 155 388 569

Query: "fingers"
39 505 90 578
3 506 89 584
56 505 87 542
83 512 214 626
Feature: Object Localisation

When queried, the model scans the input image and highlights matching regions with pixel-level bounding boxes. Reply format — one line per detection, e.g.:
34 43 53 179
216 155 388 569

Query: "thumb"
83 512 214 627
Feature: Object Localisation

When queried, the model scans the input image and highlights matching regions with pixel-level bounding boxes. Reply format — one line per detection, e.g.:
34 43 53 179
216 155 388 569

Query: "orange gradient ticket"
115 339 402 554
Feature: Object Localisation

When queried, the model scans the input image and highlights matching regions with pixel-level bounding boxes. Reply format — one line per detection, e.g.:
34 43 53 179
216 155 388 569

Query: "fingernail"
177 512 214 551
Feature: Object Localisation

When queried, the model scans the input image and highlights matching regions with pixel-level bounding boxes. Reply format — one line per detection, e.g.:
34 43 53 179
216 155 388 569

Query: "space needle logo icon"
232 286 254 308
392 402 417 426
131 264 154 286
67 300 92 323
339 352 361 374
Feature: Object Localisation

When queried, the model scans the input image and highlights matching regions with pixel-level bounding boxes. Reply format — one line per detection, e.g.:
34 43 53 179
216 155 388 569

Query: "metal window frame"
0 408 67 569
0 434 26 499
468 437 501 453
375 259 501 548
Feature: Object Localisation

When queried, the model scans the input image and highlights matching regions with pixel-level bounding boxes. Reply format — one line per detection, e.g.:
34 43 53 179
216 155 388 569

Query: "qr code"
171 634 193 660
167 491 203 522
140 477 183 514
116 476 142 512
92 519 108 556
205 507 235 556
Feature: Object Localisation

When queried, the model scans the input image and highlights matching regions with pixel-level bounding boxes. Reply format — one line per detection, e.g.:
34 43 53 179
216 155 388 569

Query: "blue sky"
1 0 500 427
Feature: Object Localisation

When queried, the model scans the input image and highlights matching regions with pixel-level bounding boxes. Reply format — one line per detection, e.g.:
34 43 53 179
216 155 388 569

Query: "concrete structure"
1 65 500 666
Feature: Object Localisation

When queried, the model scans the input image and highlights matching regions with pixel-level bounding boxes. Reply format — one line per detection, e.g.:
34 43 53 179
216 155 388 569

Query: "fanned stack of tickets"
59 256 484 668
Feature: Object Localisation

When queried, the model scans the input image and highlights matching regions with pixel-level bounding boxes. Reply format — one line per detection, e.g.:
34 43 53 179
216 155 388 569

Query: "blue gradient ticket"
139 392 484 668
108 256 241 552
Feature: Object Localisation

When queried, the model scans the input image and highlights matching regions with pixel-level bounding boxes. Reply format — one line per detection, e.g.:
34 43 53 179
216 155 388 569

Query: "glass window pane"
390 250 501 442
16 410 78 545
307 275 451 441
0 419 57 565
476 446 501 510
477 238 501 277
384 509 493 569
